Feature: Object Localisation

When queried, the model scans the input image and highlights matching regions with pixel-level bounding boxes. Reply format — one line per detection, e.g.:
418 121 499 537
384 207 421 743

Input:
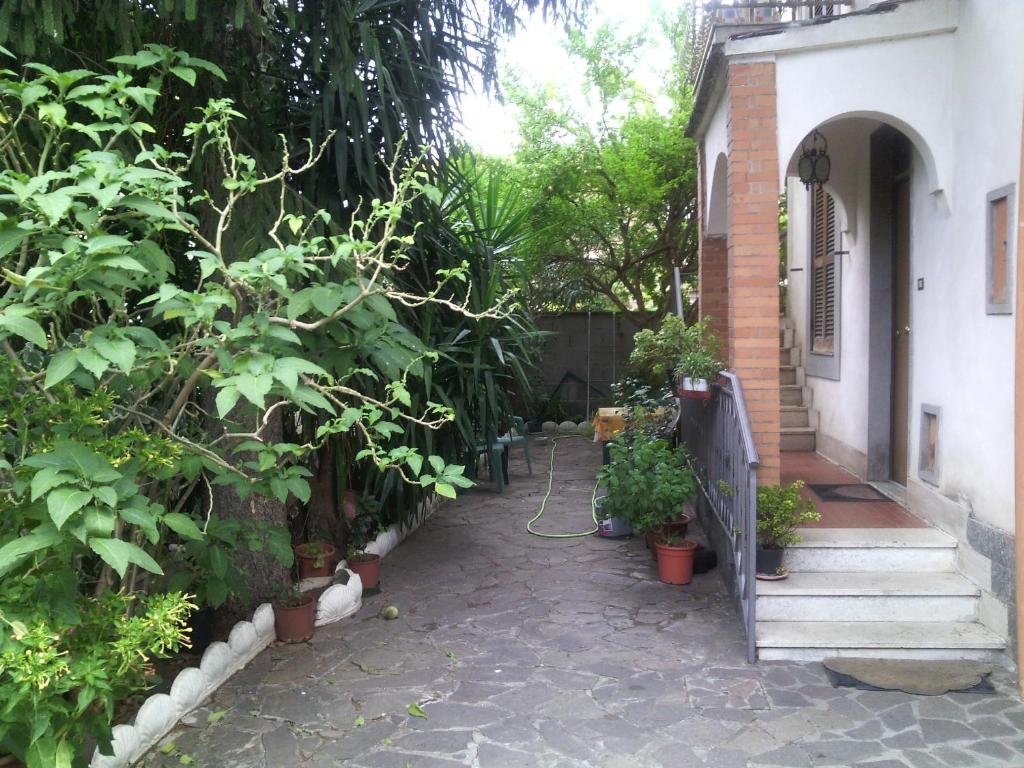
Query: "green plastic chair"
497 416 532 476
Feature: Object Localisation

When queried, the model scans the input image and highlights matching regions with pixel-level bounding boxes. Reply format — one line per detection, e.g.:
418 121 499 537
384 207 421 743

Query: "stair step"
780 385 804 406
781 426 815 452
781 406 809 428
785 528 958 572
757 572 979 622
779 365 797 385
756 621 1006 661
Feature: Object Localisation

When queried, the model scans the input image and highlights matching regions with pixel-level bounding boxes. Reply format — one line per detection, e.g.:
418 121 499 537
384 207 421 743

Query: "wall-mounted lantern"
798 129 831 189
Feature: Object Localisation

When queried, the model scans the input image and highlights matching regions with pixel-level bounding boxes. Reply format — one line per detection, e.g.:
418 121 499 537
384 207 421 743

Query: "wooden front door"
891 178 911 485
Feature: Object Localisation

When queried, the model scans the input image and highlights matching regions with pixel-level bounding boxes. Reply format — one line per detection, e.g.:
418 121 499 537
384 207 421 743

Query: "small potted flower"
675 319 722 401
294 540 337 579
272 582 316 643
755 480 820 579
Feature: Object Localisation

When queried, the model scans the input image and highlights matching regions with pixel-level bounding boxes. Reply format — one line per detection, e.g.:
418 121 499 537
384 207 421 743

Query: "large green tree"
1 0 586 577
507 17 698 326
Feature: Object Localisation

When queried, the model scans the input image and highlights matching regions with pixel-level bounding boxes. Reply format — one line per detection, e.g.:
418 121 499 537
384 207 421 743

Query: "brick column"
726 61 781 484
698 236 730 365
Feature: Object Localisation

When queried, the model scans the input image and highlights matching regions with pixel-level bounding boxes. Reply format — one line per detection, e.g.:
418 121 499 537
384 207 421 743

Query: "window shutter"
811 186 836 353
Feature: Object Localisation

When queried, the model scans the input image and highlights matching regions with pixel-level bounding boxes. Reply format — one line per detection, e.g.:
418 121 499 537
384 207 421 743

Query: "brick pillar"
697 144 731 365
726 61 781 484
699 236 730 365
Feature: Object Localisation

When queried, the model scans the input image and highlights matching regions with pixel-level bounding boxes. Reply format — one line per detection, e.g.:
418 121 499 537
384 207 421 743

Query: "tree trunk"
204 390 290 613
304 437 345 548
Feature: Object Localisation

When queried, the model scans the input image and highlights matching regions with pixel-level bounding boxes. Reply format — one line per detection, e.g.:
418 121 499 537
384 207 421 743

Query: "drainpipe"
1016 107 1024 694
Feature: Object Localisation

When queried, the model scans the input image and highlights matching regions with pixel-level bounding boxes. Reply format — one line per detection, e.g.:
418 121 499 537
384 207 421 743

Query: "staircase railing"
679 371 760 663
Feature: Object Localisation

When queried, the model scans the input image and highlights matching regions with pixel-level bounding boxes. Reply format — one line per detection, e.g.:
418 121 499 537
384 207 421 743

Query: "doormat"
823 658 995 695
808 483 889 502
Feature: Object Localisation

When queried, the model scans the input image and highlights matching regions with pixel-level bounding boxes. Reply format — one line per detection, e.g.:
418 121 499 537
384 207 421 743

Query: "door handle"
895 326 911 338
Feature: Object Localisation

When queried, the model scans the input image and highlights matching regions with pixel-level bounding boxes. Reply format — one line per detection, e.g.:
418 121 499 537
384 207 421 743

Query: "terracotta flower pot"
295 541 337 579
647 514 693 560
348 552 381 589
653 538 699 585
273 594 316 643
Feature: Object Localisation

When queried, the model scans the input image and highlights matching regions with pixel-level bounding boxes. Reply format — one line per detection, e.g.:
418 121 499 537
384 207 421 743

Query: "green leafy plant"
756 481 820 550
0 50 506 766
0 591 192 767
165 516 293 609
596 433 695 532
674 318 723 384
629 315 690 383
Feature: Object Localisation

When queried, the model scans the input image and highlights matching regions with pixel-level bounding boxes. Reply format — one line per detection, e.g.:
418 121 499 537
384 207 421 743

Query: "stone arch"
783 110 944 202
706 152 728 236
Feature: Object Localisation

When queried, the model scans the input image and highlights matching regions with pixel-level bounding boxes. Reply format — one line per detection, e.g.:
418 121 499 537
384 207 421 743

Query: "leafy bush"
0 47 492 765
596 433 695 532
674 318 723 383
629 315 723 386
756 481 820 549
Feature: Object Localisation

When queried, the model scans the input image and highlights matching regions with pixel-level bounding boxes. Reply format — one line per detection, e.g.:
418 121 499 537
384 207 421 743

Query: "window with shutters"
810 186 836 353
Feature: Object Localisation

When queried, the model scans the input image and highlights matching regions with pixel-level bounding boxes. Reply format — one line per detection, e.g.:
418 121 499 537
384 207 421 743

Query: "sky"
457 0 686 157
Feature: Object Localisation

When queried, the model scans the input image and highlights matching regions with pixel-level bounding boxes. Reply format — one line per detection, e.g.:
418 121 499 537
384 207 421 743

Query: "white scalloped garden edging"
90 495 440 768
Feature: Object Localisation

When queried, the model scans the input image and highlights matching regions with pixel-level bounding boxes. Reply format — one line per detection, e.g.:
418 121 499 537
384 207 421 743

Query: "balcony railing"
685 1 855 85
679 371 759 663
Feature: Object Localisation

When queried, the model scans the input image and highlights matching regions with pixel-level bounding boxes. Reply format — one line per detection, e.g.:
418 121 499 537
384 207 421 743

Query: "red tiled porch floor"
781 452 927 528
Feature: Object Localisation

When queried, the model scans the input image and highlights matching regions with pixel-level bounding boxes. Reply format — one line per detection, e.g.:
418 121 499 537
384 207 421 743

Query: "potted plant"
346 507 384 589
347 547 382 589
653 534 700 585
272 582 316 643
596 434 695 542
595 494 632 537
295 540 337 579
755 480 820 578
675 319 722 401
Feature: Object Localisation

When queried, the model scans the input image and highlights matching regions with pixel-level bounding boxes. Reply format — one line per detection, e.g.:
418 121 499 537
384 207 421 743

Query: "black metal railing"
679 371 759 663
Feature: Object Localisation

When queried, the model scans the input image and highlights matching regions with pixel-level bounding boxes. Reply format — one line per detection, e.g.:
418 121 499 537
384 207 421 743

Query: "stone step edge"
755 621 1006 650
756 571 978 597
789 528 956 549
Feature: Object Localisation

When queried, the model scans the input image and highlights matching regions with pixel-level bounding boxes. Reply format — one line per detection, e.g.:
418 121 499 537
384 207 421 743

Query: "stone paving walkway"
146 439 1024 768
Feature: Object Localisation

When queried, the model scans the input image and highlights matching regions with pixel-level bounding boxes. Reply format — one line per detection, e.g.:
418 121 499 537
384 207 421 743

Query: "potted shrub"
596 434 695 542
273 583 316 643
675 319 722 401
755 480 820 578
346 507 384 588
653 535 700 585
595 495 632 537
295 540 337 579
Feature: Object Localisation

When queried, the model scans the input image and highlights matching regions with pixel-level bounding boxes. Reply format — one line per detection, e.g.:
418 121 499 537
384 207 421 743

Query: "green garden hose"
526 435 601 539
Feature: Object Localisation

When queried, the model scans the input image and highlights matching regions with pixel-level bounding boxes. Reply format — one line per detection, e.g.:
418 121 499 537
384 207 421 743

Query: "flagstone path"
144 438 1024 768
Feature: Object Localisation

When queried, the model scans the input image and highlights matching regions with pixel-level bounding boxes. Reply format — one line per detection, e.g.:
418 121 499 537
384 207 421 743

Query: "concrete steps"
757 621 1006 662
757 571 979 622
755 528 1006 661
783 528 958 572
778 317 814 451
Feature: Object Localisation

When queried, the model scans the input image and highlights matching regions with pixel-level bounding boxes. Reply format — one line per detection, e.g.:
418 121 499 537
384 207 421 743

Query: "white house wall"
770 1 1024 639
